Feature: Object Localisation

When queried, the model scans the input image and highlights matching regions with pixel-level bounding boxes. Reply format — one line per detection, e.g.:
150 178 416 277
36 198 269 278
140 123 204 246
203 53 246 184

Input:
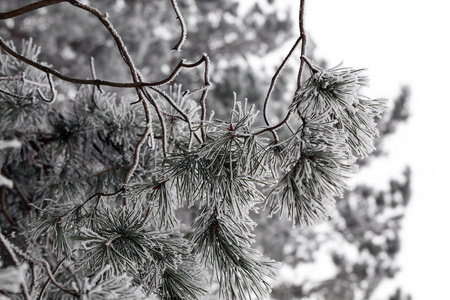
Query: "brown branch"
301 55 320 73
123 97 154 197
169 0 187 51
262 36 302 127
80 187 126 210
0 87 33 100
37 257 67 300
36 73 57 103
257 0 309 141
54 187 125 222
68 1 141 86
143 88 168 155
38 258 78 297
253 110 293 136
90 57 104 93
199 54 211 143
0 0 64 19
0 74 24 81
0 38 208 89
297 0 308 89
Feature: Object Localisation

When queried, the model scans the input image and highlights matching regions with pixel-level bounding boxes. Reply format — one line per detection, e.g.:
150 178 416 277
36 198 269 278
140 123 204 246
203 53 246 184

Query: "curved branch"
262 36 302 127
0 37 210 89
0 0 64 19
253 110 293 136
36 73 57 103
169 0 187 51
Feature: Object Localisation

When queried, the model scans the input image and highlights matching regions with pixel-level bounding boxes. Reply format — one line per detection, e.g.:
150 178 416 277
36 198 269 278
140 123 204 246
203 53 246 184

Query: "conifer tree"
0 1 388 299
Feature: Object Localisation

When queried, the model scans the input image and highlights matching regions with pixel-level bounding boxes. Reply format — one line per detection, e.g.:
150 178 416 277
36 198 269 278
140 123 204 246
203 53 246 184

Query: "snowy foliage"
0 1 386 299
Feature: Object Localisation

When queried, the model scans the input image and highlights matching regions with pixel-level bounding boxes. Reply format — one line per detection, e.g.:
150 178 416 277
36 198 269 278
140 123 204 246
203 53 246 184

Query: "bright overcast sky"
290 0 450 299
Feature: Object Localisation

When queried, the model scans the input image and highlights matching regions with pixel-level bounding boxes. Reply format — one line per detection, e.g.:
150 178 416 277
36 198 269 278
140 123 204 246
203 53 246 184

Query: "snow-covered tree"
0 1 390 299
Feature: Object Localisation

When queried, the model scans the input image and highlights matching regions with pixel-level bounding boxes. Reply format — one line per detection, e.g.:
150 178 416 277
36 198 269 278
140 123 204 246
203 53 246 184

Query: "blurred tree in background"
0 0 411 299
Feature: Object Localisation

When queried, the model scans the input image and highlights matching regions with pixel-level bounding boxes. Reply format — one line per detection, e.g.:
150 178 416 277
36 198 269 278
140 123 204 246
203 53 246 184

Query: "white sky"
286 0 450 299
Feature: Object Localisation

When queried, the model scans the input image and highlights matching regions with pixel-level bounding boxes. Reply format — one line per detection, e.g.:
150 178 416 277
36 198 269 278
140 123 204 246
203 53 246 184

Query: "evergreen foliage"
0 1 398 299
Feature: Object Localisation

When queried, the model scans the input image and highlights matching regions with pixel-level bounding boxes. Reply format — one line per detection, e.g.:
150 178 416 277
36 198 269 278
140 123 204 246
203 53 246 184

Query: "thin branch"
68 0 141 86
144 88 168 156
0 74 24 81
38 258 78 297
151 87 191 123
29 262 36 296
0 38 208 89
169 0 187 51
37 257 66 300
262 36 302 127
55 187 125 221
253 110 293 136
199 53 211 143
80 188 125 210
90 57 104 93
0 0 64 19
150 86 202 144
123 97 154 197
257 0 309 140
301 55 320 73
296 0 308 89
36 73 57 103
0 87 33 100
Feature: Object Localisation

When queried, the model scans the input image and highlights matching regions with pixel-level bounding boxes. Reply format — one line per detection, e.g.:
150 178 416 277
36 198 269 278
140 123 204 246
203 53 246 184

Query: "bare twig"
169 0 187 51
257 0 309 141
0 87 33 100
297 0 308 89
301 55 320 73
37 257 78 297
0 74 24 81
199 54 211 143
37 257 67 300
143 88 168 155
90 57 104 93
123 98 154 197
0 37 210 89
36 73 57 102
80 187 126 210
54 187 125 222
253 110 294 136
262 36 302 127
0 0 64 19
